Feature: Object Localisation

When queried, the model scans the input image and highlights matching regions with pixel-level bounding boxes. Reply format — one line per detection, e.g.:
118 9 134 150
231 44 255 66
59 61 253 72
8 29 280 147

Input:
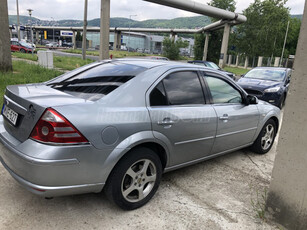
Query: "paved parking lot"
0 128 283 230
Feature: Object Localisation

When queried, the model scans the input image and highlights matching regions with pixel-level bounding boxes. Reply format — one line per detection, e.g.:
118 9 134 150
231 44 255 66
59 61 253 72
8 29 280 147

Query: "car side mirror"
246 95 258 105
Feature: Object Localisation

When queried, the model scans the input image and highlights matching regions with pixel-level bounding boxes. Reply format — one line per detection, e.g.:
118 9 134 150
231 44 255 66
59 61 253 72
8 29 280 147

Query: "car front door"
147 70 217 167
202 72 260 154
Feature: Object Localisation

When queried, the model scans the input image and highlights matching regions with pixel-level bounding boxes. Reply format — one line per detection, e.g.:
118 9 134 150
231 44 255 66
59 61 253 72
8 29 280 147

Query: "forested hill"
9 14 302 29
8 15 211 29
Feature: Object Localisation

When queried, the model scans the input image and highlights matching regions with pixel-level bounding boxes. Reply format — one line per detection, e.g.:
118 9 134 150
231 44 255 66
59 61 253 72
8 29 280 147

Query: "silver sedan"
0 59 280 210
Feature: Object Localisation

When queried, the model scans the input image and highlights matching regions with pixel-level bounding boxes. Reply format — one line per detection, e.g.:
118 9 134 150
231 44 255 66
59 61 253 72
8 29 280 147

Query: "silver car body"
0 59 280 197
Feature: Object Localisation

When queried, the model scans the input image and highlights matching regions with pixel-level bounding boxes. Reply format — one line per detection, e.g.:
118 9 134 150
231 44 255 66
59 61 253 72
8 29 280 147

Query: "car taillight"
30 108 88 144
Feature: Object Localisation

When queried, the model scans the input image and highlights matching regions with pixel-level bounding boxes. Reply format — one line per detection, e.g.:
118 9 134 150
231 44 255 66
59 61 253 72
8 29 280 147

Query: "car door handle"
157 118 175 126
219 114 229 120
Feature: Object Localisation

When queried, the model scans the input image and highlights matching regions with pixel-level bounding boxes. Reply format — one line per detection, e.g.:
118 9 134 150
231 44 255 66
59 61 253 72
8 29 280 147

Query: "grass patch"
11 52 38 61
54 56 94 71
0 61 63 105
224 66 249 76
251 188 268 220
62 49 99 56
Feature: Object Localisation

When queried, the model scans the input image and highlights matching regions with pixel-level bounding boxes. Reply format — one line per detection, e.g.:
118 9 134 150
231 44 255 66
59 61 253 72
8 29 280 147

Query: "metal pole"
16 0 20 41
280 20 290 67
27 9 33 55
128 15 137 52
82 0 88 60
143 0 247 23
51 17 55 42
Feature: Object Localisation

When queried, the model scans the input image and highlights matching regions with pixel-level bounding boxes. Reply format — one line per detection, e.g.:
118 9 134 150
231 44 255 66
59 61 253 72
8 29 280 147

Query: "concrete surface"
0 131 284 229
266 2 307 229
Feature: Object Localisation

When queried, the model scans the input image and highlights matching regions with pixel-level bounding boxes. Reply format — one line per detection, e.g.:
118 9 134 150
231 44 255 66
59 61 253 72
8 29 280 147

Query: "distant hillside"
9 15 210 29
291 14 303 20
9 15 40 25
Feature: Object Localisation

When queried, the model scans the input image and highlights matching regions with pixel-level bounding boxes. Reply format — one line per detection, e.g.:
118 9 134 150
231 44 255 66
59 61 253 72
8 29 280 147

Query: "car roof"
109 58 194 69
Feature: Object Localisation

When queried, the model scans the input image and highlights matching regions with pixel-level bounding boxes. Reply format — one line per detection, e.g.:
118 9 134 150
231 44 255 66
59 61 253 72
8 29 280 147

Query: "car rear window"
47 62 147 101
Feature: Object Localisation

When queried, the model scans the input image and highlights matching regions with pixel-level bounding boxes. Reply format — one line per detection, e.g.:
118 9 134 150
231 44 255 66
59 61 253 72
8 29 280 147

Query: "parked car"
188 60 236 80
46 42 59 48
62 42 73 48
120 45 128 51
20 39 36 49
237 67 292 109
0 59 280 210
10 39 34 53
127 47 136 52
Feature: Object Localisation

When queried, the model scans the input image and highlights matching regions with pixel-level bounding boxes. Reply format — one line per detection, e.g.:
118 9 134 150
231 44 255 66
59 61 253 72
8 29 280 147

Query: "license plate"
2 105 18 126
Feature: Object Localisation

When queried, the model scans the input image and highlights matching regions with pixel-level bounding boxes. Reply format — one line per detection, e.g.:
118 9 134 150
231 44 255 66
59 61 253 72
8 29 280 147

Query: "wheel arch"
270 116 279 132
100 131 170 186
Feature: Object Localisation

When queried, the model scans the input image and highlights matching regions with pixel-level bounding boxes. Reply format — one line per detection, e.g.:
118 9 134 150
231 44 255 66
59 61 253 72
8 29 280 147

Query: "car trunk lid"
2 84 87 142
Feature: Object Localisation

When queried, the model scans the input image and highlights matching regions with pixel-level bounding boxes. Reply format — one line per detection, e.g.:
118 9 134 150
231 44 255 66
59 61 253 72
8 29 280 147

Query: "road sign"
60 31 73 37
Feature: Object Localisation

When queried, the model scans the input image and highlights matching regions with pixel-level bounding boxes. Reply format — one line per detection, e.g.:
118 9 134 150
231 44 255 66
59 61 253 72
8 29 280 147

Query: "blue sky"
8 0 305 21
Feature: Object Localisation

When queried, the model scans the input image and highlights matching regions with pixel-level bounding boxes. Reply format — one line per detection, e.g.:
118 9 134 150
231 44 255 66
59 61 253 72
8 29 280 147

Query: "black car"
188 60 236 80
237 67 292 109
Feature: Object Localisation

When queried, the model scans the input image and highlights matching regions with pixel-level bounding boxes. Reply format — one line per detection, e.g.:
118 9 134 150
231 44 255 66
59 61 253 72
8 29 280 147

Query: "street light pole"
27 9 33 44
128 14 137 52
16 0 20 41
82 0 88 60
27 9 33 55
280 20 290 67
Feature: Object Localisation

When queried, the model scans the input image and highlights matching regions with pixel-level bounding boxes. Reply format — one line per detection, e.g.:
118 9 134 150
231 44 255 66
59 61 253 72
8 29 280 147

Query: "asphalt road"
51 50 100 61
0 117 283 230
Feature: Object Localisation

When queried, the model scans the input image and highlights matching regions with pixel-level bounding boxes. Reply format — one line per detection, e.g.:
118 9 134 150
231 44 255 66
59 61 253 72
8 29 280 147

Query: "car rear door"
202 72 260 154
146 69 217 167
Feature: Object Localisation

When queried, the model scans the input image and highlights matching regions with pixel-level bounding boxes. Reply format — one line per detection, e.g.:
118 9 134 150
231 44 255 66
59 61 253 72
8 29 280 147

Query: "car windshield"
206 62 220 70
244 69 286 82
19 41 32 49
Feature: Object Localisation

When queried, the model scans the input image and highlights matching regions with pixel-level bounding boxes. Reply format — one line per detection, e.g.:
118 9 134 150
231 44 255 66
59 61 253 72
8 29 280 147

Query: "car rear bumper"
0 116 107 197
0 154 103 197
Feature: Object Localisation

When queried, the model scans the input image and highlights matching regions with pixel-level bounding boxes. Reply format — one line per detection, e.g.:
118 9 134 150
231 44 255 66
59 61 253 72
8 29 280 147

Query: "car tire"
20 49 26 53
250 119 277 154
105 147 162 210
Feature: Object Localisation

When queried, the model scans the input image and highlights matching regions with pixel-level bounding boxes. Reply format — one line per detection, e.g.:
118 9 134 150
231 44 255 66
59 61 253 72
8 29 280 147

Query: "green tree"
234 0 290 57
76 31 82 41
194 33 205 60
193 0 236 62
286 17 301 55
209 0 236 14
163 37 189 60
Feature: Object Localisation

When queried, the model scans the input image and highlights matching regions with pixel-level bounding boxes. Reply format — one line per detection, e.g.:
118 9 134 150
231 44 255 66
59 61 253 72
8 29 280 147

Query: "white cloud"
7 0 305 21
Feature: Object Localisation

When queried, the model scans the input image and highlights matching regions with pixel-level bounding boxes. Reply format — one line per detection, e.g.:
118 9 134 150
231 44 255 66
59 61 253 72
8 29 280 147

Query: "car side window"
205 76 242 104
150 82 168 106
150 71 205 106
